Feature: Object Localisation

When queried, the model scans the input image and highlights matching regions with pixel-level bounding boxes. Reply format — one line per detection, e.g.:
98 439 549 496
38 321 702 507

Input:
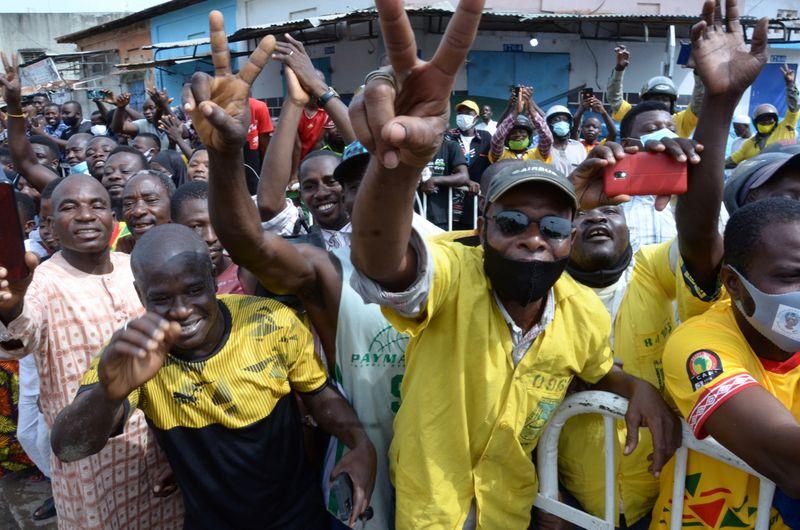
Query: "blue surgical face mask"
69 161 89 175
638 127 679 145
456 114 476 132
552 121 571 138
731 267 800 352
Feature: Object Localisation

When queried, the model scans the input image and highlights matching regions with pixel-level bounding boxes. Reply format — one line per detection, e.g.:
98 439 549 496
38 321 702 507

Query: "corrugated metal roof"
55 0 203 43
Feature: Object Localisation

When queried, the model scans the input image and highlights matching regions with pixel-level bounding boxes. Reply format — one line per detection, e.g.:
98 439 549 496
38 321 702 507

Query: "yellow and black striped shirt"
79 295 329 529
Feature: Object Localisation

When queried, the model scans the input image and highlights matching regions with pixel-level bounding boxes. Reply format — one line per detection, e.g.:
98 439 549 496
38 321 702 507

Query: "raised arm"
256 67 307 220
781 64 799 115
148 87 174 124
273 34 356 145
348 0 484 291
490 113 515 160
571 99 589 140
607 45 630 117
530 103 553 159
594 98 618 142
158 115 194 159
0 53 58 191
110 93 139 136
51 314 180 462
676 0 768 292
182 11 320 296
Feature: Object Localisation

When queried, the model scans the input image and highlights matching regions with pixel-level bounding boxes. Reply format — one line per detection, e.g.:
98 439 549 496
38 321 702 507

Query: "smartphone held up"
603 151 688 197
0 171 30 280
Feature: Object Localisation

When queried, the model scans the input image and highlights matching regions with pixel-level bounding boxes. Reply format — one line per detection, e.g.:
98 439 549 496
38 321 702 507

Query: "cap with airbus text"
486 161 578 210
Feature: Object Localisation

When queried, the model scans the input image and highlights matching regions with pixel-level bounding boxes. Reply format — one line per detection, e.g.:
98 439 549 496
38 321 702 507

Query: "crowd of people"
0 0 798 528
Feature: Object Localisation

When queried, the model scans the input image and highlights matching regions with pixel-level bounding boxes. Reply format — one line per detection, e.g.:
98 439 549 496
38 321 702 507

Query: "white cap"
732 114 751 125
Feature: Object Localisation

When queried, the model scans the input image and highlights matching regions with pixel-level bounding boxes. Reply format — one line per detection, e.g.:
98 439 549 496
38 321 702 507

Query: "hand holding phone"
603 151 687 197
330 473 373 528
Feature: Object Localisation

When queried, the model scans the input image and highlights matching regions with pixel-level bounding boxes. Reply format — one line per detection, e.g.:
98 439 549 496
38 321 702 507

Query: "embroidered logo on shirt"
686 349 723 391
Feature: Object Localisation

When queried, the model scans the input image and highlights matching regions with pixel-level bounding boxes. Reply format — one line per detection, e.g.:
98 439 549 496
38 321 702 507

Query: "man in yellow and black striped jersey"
50 224 376 530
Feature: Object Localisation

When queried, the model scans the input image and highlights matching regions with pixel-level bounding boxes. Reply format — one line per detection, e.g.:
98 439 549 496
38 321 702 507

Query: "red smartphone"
603 152 688 197
0 174 29 280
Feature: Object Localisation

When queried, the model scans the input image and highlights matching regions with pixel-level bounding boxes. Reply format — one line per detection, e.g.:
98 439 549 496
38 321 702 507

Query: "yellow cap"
456 100 480 115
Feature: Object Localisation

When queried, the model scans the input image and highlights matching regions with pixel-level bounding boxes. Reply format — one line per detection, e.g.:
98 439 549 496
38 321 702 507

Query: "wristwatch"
316 86 339 107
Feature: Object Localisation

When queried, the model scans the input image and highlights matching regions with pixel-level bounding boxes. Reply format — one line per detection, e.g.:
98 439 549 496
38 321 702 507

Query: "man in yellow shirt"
606 44 704 138
727 64 798 168
558 8 759 518
346 1 680 527
651 197 800 529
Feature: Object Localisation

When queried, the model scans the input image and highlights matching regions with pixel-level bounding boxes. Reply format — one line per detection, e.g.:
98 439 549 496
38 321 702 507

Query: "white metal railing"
416 186 480 231
534 391 776 530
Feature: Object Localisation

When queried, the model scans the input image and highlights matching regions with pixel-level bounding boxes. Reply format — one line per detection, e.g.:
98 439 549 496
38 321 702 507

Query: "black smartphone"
329 474 373 526
581 87 594 101
0 171 29 280
87 89 112 101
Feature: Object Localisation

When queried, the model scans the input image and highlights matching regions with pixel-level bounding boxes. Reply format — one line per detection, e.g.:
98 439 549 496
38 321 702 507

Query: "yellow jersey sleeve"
730 138 757 165
567 280 615 384
612 99 632 123
285 315 328 393
673 107 699 139
663 314 758 438
781 109 800 131
381 240 458 337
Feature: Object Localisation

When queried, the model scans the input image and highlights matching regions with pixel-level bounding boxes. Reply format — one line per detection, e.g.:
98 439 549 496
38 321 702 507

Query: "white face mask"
90 124 107 136
731 267 800 352
638 127 678 145
456 114 476 132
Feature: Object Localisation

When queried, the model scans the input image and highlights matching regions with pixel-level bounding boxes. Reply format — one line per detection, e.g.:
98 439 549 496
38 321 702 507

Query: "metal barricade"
533 391 776 530
416 187 480 231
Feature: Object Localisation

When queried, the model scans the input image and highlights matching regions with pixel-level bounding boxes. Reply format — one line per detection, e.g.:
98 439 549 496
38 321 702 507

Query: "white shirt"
550 139 587 177
475 119 497 136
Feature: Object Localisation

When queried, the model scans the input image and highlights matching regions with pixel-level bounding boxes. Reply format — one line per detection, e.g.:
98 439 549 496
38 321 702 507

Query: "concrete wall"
0 12 122 60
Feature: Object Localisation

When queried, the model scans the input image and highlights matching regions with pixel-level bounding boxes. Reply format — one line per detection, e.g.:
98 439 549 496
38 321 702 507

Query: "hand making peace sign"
182 11 276 154
349 0 485 169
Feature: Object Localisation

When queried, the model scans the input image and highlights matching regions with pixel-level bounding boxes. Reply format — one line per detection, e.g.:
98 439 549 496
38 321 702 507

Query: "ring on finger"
289 50 294 56
364 69 397 91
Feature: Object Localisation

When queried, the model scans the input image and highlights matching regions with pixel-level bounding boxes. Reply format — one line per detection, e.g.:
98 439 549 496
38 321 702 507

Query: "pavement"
0 469 57 529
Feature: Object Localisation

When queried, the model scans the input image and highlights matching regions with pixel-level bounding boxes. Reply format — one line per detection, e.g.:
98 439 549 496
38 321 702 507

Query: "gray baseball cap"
724 143 800 213
486 161 579 210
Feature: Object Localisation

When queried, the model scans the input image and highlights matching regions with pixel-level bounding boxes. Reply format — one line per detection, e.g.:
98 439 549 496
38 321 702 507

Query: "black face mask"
483 241 569 306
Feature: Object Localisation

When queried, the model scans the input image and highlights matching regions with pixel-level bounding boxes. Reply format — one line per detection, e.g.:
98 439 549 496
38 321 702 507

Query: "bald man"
0 174 183 529
64 132 92 172
52 223 376 529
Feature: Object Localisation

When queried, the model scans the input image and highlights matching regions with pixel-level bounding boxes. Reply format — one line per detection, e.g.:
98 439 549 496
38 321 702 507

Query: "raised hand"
781 63 796 85
158 114 184 142
690 0 768 97
272 34 326 98
348 0 485 169
570 142 632 211
114 92 131 109
284 66 309 107
0 52 21 108
97 313 181 401
182 10 276 154
615 45 630 71
147 87 174 110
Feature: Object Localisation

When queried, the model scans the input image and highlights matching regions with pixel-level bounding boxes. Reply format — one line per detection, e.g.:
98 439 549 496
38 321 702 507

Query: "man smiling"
0 174 183 528
121 170 175 244
51 224 376 529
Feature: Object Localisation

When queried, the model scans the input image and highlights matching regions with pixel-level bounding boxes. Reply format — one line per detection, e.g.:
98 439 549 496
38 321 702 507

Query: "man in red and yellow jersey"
651 197 800 529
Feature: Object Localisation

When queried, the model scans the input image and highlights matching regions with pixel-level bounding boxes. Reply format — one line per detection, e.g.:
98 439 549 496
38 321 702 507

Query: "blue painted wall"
150 0 237 104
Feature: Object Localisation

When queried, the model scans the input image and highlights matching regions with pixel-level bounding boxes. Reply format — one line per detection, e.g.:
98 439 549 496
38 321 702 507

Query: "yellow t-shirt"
613 100 699 139
650 300 799 529
730 110 800 165
384 240 614 529
559 241 720 525
489 146 551 164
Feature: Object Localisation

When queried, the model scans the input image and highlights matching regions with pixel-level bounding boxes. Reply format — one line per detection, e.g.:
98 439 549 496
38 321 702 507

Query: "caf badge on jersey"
686 349 723 391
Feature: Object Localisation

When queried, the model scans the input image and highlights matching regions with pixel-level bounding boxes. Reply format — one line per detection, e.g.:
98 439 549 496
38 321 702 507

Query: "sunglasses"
490 211 573 240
